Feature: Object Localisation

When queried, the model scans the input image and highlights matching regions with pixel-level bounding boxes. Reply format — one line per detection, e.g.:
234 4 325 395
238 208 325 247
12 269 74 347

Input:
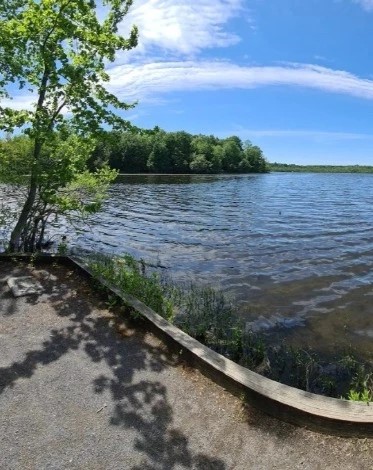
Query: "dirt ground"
0 260 372 470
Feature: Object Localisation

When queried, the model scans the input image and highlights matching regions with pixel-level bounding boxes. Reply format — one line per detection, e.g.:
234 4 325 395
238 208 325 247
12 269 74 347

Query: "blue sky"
5 0 373 164
112 0 373 165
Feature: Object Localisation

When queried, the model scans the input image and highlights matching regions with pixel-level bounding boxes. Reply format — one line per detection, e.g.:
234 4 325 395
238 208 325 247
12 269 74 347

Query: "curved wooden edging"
1 253 373 437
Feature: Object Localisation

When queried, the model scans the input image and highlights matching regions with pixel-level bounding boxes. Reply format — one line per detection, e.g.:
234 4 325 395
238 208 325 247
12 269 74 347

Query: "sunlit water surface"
4 173 373 359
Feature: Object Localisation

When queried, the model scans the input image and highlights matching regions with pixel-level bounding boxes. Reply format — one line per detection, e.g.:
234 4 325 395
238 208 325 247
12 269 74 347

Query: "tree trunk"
8 141 42 252
8 67 50 252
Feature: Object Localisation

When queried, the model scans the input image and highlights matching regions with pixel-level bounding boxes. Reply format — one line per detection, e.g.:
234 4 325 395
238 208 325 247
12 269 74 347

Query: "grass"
86 252 373 402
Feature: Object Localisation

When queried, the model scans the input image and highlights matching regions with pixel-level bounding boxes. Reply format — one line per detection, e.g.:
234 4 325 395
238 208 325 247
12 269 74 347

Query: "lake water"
5 173 373 359
69 173 372 360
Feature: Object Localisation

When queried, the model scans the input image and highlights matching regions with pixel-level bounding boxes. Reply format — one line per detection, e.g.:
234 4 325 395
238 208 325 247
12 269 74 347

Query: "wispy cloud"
118 0 244 58
6 62 373 112
5 1 373 115
353 0 373 11
108 61 373 102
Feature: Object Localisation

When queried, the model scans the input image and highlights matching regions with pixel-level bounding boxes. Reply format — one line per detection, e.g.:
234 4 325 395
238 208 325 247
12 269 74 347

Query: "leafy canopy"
0 0 138 135
0 0 138 252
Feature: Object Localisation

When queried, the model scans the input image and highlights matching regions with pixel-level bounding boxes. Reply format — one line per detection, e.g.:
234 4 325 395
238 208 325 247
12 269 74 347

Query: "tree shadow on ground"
242 402 298 441
0 261 226 469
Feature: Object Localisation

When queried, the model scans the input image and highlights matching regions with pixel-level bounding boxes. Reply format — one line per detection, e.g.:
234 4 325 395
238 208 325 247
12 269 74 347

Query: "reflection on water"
5 173 373 358
74 173 373 359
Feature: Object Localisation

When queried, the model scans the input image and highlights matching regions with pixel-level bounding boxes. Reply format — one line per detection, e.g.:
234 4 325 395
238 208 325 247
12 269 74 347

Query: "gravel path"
0 260 372 470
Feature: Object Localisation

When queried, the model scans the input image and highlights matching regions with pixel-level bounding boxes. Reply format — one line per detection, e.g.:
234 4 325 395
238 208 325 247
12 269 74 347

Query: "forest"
87 127 269 174
1 127 268 176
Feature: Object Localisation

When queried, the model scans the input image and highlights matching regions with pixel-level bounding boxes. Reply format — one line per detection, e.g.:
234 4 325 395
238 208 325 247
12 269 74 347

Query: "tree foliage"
0 0 138 252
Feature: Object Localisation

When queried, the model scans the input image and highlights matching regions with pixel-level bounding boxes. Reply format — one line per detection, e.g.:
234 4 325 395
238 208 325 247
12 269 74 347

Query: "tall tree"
221 137 243 172
165 131 192 173
244 144 267 173
0 0 138 251
147 130 171 172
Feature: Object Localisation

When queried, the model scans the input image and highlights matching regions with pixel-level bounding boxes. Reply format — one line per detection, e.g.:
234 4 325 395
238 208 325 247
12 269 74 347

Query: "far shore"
116 165 373 176
269 163 373 173
116 173 265 176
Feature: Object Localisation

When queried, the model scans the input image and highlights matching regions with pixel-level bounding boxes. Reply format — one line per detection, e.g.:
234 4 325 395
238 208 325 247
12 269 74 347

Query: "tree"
190 135 216 173
147 130 171 172
221 137 243 172
0 0 138 252
244 144 268 173
112 131 151 173
165 131 192 173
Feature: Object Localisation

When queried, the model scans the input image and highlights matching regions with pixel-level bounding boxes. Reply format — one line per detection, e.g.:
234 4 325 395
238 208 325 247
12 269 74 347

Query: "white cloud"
353 0 373 11
6 62 373 112
108 61 373 102
118 0 244 57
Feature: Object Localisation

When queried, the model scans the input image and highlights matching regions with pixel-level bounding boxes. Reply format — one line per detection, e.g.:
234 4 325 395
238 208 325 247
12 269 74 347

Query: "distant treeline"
269 162 373 173
88 127 268 174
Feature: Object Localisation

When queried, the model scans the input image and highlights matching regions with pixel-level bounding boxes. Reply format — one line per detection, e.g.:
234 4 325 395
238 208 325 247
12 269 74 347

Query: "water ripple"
79 173 373 357
4 173 373 357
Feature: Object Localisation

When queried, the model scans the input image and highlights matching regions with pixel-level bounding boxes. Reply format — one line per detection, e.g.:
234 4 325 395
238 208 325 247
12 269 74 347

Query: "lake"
6 173 373 359
67 172 372 360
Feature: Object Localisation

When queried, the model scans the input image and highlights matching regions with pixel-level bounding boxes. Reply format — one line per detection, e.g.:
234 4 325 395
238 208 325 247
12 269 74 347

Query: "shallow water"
4 173 373 359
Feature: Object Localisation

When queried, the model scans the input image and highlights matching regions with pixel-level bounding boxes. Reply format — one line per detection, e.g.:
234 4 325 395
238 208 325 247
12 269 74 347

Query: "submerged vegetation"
87 253 373 402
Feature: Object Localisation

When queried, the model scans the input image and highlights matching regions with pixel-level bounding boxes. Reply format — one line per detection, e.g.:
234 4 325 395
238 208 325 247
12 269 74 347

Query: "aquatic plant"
88 253 174 322
86 252 373 401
